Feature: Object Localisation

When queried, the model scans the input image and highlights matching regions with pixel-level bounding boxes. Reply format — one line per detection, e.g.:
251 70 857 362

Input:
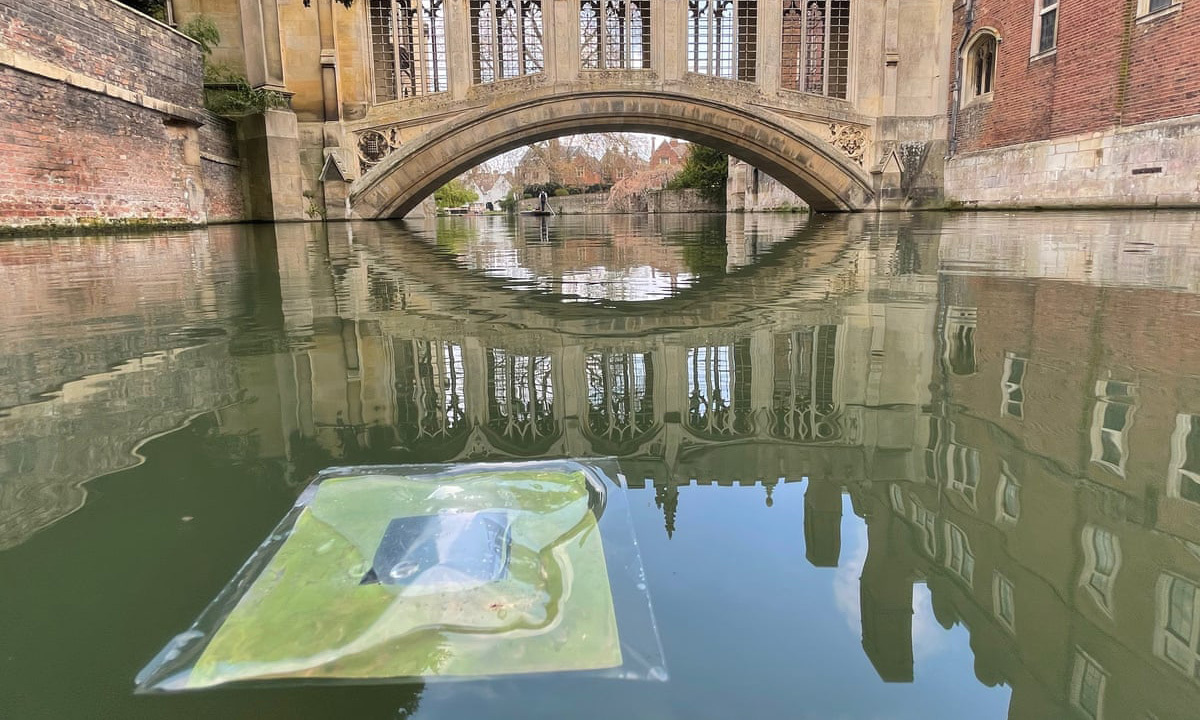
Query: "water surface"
2 211 1200 719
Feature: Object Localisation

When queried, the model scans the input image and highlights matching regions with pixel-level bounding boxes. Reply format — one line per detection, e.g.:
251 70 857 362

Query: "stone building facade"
946 0 1200 207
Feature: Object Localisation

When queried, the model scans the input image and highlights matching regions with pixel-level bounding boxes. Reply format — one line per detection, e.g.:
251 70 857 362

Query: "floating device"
135 459 665 691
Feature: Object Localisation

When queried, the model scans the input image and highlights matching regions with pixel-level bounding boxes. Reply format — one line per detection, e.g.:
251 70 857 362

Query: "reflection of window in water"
946 444 980 508
686 341 753 437
1070 649 1107 720
995 461 1020 525
1169 414 1200 505
992 571 1015 631
944 522 974 587
1090 380 1136 476
394 340 467 440
1156 573 1200 678
1081 525 1121 616
1000 352 1027 418
910 497 938 557
924 416 943 480
585 352 655 448
891 485 938 557
945 307 977 376
486 349 556 444
771 326 841 441
925 419 979 507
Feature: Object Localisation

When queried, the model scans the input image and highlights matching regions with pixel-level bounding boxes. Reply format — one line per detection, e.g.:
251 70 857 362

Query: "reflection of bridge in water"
275 217 937 504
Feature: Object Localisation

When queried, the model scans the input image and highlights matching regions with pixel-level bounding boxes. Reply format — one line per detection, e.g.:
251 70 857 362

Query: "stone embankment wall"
520 189 722 214
0 0 243 231
946 115 1200 208
948 0 1200 207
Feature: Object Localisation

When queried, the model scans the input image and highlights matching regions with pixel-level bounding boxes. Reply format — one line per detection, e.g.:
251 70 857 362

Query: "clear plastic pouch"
135 459 666 691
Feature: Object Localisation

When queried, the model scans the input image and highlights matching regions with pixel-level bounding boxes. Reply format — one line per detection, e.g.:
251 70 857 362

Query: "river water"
2 212 1200 719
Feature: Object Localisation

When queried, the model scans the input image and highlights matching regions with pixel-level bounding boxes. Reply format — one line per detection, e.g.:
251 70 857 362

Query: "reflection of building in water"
6 214 1200 718
855 271 1200 719
0 230 270 550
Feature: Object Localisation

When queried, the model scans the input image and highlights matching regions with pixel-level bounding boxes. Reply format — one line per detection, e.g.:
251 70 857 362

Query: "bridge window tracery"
580 0 651 70
770 326 843 441
470 0 544 83
687 0 757 81
393 340 469 448
585 352 656 453
368 0 448 102
686 342 755 439
781 0 850 99
485 349 558 452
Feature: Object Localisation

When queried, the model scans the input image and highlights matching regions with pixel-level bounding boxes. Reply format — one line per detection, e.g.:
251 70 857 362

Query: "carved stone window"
963 32 996 104
470 0 544 83
781 0 850 99
687 0 758 81
580 0 652 70
368 0 449 100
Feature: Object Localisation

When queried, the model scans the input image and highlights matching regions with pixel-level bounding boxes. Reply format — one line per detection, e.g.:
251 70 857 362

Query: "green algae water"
2 211 1200 719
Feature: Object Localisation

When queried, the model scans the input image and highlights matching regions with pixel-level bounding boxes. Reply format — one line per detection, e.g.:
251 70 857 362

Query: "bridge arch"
348 91 875 218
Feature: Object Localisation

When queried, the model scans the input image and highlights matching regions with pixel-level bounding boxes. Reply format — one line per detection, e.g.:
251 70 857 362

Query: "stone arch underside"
349 91 875 218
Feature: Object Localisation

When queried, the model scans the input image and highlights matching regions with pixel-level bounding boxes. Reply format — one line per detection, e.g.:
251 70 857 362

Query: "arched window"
964 32 996 104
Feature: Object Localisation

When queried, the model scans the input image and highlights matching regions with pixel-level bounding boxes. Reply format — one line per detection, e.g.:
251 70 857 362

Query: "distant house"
649 139 688 169
513 140 605 190
462 169 512 210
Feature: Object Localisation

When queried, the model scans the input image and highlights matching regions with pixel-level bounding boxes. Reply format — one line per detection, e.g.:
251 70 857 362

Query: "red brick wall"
951 0 1200 153
0 0 203 108
1124 5 1200 125
0 67 206 227
198 114 247 223
0 0 245 229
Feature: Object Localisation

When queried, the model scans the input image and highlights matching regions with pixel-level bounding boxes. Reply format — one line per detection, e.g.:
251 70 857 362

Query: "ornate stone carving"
356 126 404 174
828 122 867 167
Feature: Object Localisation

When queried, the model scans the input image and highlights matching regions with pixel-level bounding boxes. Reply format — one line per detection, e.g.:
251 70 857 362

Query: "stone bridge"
217 0 953 216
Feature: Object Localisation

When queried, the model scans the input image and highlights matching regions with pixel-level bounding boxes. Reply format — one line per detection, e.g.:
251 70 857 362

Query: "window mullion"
823 0 831 96
597 0 603 69
799 2 808 92
390 1 401 97
517 1 526 76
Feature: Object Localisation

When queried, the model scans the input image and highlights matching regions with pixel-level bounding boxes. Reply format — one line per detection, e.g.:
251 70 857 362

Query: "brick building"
648 139 687 170
946 0 1200 207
